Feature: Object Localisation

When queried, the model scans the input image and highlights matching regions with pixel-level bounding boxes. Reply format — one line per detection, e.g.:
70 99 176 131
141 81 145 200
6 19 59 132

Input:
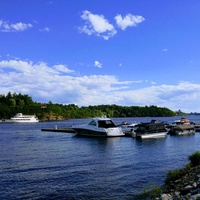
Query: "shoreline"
159 165 200 199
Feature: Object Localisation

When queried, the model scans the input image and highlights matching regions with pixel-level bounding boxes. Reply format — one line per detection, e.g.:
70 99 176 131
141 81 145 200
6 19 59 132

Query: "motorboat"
132 120 167 140
72 116 125 137
4 113 39 123
172 118 191 125
117 121 140 136
169 124 195 136
169 117 195 136
118 121 139 129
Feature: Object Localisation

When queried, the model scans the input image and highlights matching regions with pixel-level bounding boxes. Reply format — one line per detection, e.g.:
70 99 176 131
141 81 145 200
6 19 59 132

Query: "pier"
41 127 76 133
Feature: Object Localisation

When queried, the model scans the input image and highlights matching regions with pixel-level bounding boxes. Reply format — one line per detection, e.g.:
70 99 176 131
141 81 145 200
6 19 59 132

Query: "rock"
159 166 200 199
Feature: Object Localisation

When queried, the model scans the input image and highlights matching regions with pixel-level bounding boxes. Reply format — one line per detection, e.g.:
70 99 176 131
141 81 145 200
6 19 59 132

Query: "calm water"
1 116 200 200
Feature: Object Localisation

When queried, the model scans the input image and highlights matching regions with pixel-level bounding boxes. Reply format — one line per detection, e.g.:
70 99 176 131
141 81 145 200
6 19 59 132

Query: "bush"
188 151 200 166
141 182 163 199
165 168 187 184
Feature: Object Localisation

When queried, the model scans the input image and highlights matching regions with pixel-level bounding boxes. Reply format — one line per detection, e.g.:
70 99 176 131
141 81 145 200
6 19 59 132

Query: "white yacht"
73 116 125 137
4 113 39 123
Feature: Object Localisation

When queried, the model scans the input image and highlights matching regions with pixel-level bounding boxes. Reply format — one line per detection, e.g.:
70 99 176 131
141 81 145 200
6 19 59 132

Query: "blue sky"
0 0 200 113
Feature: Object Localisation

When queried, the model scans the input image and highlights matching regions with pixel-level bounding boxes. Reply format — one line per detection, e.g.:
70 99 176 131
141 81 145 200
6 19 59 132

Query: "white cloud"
79 11 145 39
53 64 75 73
39 27 50 32
0 59 200 112
79 10 117 40
94 61 102 68
115 14 145 30
0 19 33 32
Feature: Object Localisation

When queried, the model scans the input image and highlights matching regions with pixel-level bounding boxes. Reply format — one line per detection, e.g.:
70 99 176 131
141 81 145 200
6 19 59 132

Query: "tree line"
0 92 176 120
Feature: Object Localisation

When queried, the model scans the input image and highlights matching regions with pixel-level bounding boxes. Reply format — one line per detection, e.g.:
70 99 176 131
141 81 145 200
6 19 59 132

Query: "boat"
193 122 200 132
172 118 191 125
169 118 195 136
4 113 39 123
169 124 195 136
132 120 168 140
72 116 125 137
117 121 140 136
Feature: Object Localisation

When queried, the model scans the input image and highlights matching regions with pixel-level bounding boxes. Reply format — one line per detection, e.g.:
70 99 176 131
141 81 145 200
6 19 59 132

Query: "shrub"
165 168 187 184
188 151 200 166
141 182 163 199
165 169 179 183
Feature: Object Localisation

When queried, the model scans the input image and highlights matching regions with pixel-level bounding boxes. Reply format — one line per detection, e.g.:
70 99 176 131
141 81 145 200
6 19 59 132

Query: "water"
1 116 200 200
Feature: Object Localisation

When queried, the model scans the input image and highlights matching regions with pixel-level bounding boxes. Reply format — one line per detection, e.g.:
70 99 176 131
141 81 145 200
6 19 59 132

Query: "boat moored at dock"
169 118 195 136
169 124 195 136
132 120 168 140
72 116 125 137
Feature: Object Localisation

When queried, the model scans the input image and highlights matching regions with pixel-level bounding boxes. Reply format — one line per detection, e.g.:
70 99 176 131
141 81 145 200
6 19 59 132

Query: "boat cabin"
89 118 117 128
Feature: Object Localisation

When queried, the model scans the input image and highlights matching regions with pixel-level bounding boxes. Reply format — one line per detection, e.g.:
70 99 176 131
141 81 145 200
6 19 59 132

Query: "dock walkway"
41 127 76 133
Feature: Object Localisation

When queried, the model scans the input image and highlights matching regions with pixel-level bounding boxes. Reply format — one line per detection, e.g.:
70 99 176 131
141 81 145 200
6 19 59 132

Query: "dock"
41 127 76 133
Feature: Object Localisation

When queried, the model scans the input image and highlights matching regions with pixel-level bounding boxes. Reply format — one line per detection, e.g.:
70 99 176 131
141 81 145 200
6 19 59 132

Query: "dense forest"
0 92 177 120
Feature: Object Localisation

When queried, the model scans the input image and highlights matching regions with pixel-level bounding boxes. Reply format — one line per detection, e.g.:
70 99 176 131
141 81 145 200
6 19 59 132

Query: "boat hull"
136 132 168 140
73 127 124 137
170 129 195 136
4 119 39 123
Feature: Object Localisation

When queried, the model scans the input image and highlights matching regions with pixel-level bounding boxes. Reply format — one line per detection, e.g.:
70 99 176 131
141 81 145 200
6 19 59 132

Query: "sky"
0 0 200 113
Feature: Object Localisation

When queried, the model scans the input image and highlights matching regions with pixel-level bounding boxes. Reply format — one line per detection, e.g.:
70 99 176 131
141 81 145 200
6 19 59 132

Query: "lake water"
1 116 200 200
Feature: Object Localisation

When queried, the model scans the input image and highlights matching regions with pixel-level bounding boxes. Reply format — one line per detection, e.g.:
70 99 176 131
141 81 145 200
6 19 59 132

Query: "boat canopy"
135 122 166 133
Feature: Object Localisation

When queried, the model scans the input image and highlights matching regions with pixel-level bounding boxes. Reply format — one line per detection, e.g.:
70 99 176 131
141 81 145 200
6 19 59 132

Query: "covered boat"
132 120 167 140
169 124 195 136
73 116 125 137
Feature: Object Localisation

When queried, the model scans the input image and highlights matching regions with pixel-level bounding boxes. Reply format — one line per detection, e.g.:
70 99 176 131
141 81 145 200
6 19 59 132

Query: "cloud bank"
0 59 200 113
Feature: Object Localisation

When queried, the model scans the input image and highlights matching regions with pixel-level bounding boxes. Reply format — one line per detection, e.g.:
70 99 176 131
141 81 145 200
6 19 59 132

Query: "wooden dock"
41 127 76 133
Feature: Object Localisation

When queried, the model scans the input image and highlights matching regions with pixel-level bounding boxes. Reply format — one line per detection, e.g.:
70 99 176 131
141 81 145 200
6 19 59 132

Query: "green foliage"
165 168 187 184
0 92 176 120
188 151 200 166
141 182 163 199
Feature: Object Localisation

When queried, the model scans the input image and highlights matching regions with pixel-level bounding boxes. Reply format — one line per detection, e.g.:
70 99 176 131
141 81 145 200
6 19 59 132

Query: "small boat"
169 118 195 136
172 118 191 125
169 124 195 136
72 116 125 137
4 113 39 123
132 120 168 140
117 121 140 136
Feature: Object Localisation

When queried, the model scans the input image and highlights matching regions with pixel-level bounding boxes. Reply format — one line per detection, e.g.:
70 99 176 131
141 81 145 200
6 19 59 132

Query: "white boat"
4 113 39 123
118 121 140 136
132 120 167 140
72 116 125 137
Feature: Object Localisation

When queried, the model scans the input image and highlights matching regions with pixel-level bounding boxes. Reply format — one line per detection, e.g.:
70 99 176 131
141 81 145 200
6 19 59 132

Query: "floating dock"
41 127 76 133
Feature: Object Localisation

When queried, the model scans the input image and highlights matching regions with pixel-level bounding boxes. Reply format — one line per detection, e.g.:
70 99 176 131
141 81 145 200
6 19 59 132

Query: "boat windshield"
98 120 117 128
